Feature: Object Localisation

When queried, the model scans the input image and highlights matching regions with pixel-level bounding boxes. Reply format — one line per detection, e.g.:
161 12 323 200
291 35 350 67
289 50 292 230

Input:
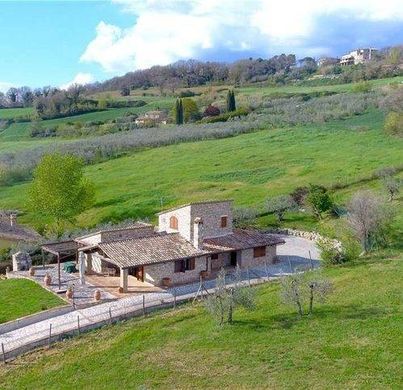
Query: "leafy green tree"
29 154 94 235
182 98 200 122
306 185 333 219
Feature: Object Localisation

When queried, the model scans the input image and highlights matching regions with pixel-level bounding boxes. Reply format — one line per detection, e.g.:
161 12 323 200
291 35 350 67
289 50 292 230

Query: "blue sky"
0 0 402 91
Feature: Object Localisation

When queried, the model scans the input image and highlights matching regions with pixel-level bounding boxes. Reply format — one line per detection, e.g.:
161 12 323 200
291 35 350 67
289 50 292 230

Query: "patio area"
85 273 163 298
8 265 117 306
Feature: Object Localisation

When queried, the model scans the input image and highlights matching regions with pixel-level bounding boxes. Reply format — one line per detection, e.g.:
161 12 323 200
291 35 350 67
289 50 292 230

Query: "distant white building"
340 48 378 66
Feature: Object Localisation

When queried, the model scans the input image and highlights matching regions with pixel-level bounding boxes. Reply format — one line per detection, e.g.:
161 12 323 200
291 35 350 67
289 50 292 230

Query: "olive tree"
280 269 333 317
266 195 298 222
205 267 255 325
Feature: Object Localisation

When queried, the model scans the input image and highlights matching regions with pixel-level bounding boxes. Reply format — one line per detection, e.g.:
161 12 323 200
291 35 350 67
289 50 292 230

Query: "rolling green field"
0 279 64 323
0 97 175 141
0 256 401 389
0 107 34 119
1 109 401 229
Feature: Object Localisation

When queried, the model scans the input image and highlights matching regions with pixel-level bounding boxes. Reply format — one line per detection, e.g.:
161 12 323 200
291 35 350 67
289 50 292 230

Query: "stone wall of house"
239 245 277 268
158 205 192 241
210 252 231 271
101 226 155 242
158 201 233 244
144 256 208 286
190 201 233 239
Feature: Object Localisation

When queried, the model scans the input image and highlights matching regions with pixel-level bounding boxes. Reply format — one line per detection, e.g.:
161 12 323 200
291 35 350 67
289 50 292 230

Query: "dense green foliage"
0 279 64 323
29 154 94 234
0 258 401 388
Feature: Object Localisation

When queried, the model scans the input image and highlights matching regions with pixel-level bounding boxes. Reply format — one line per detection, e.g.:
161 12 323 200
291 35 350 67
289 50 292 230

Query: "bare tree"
347 190 394 253
280 272 305 316
280 269 333 316
204 267 255 325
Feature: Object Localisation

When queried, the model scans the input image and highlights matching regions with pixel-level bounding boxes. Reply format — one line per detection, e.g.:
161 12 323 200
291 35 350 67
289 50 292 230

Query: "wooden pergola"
41 240 80 290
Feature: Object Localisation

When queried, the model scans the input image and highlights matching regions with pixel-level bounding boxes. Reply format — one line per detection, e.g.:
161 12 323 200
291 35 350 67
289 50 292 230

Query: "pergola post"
120 268 128 293
57 253 61 290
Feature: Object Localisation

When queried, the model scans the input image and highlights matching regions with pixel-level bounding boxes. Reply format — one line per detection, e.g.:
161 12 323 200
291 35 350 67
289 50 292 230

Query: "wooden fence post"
142 295 146 317
77 315 80 335
48 323 52 349
264 259 269 280
1 343 6 364
109 307 112 324
173 288 177 309
309 250 313 270
247 267 251 287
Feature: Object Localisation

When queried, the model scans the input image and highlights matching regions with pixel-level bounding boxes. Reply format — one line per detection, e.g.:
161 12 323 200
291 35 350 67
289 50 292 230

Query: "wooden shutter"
174 260 183 273
170 216 178 230
189 258 195 270
253 246 266 258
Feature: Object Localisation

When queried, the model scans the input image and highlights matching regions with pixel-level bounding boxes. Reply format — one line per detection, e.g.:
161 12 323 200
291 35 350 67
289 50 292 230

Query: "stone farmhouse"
135 110 168 126
42 200 284 292
340 48 378 66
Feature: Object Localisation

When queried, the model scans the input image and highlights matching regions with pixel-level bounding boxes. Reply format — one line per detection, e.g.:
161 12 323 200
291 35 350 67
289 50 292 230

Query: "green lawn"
0 278 65 323
0 256 401 389
0 107 34 119
1 109 401 229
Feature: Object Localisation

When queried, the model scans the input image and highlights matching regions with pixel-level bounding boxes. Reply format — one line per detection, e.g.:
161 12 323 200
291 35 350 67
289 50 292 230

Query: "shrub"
306 185 333 219
352 81 372 93
290 186 309 206
383 111 403 136
203 107 249 123
203 104 220 117
317 237 359 266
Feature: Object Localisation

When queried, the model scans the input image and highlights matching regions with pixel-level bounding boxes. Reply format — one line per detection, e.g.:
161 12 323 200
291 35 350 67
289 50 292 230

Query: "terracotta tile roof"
42 240 80 255
99 233 208 268
75 222 153 241
203 229 285 251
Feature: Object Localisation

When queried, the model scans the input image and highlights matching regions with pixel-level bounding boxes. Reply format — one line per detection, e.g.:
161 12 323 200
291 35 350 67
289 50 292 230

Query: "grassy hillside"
1 109 401 229
0 256 401 389
0 279 64 323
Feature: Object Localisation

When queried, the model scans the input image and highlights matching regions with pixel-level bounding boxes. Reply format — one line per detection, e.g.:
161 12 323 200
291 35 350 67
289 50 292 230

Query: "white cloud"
0 81 15 93
60 72 95 90
81 0 403 73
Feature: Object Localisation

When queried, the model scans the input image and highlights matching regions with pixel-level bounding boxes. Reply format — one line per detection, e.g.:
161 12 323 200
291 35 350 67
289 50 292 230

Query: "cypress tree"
230 90 236 111
175 99 181 125
227 90 236 112
178 98 184 124
226 90 232 112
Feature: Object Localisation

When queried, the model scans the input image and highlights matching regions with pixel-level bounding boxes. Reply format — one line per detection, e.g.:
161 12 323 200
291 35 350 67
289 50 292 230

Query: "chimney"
10 213 17 227
193 217 203 249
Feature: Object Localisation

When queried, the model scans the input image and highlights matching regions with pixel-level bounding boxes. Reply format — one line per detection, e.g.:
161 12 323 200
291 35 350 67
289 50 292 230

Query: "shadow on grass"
232 304 387 331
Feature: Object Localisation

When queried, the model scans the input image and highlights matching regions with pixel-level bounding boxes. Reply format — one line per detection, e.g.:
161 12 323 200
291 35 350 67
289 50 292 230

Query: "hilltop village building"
42 201 285 292
340 48 378 66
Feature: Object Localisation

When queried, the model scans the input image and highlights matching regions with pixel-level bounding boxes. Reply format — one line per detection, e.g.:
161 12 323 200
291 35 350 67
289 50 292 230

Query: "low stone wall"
266 228 341 249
